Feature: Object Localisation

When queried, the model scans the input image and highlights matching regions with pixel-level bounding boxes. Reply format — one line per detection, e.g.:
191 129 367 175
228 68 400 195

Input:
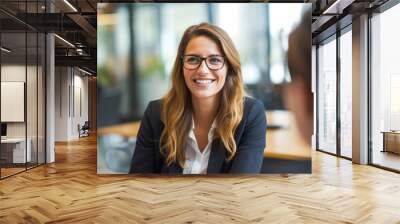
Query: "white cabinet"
1 138 32 163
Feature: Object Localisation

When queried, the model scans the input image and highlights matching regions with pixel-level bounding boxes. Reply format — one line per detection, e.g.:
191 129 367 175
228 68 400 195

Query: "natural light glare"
116 7 130 57
271 64 285 84
340 29 352 158
269 4 303 84
242 63 261 84
370 2 400 170
318 38 337 154
269 4 303 37
216 4 240 42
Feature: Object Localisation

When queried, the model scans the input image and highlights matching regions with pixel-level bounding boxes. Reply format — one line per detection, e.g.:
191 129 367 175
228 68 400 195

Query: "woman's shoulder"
243 96 265 115
144 99 163 120
141 99 164 132
147 99 163 110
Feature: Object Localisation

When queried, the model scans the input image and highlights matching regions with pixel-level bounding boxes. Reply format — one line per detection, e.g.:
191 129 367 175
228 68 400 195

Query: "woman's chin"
190 91 218 100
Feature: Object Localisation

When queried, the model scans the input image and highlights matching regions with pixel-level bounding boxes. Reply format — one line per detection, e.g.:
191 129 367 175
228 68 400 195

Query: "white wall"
1 82 25 122
1 64 46 164
1 65 26 81
1 65 26 139
55 67 69 141
54 67 89 141
1 65 39 138
1 66 26 129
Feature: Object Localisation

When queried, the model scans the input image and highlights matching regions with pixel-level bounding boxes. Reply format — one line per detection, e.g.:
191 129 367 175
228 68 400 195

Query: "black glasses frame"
181 55 226 70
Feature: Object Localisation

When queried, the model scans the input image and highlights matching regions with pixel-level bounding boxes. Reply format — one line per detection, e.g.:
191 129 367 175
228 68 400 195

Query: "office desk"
1 138 32 163
381 131 400 154
98 111 311 161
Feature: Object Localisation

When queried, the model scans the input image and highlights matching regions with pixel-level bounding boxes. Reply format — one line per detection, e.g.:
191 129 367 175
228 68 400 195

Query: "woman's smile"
192 78 216 87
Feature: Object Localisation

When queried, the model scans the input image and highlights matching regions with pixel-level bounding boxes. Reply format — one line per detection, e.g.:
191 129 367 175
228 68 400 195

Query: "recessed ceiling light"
78 67 92 76
1 47 11 53
63 0 78 12
54 34 75 48
322 0 354 15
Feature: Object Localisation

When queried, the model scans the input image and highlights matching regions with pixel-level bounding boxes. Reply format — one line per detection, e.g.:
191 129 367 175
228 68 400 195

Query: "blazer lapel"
167 163 183 174
164 140 225 174
207 139 226 174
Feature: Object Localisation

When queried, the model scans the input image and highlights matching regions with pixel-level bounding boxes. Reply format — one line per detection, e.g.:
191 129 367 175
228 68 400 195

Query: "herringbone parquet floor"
1 135 400 223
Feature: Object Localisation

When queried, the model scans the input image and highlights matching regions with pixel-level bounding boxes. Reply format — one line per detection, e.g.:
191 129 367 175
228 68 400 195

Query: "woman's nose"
198 60 210 73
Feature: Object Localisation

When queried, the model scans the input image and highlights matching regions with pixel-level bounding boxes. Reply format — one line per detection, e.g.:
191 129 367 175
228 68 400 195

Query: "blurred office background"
96 3 311 174
97 3 306 127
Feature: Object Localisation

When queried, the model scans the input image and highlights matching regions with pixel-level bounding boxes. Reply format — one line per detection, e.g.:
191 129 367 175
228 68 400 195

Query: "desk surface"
381 131 400 134
1 138 27 143
98 111 311 160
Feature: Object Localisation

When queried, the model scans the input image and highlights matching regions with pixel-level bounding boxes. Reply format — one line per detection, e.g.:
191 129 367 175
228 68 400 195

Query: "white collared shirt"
182 119 216 174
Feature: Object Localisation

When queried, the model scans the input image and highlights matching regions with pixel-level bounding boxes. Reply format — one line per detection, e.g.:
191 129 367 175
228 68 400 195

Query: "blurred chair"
79 121 90 138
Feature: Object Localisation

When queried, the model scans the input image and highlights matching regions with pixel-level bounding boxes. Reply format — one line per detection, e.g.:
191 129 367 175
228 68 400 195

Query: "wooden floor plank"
0 135 400 223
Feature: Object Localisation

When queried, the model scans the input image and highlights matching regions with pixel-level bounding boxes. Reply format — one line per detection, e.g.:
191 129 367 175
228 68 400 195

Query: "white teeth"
194 79 213 84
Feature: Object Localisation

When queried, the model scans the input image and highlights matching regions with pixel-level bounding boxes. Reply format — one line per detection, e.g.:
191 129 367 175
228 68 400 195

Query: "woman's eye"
209 57 222 64
187 57 200 64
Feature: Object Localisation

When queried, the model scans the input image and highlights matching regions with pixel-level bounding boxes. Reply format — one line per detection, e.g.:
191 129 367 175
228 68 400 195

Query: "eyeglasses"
181 55 225 70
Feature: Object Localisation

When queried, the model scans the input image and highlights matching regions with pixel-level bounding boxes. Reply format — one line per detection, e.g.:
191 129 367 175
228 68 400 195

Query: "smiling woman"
129 23 267 174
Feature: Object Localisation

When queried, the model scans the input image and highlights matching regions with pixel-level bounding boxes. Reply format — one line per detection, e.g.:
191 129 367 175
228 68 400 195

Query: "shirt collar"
190 118 217 141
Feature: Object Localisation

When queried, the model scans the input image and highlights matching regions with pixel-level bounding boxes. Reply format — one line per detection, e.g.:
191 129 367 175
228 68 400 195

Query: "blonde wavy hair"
160 23 245 167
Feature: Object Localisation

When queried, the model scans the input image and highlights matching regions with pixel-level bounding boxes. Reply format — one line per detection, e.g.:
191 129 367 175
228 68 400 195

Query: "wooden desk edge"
99 122 311 161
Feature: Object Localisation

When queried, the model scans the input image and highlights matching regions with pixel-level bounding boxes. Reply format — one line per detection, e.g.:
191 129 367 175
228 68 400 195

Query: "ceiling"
1 0 97 74
0 0 393 75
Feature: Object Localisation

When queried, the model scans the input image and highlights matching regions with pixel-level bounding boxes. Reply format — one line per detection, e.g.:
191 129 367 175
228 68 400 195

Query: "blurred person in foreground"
284 10 313 145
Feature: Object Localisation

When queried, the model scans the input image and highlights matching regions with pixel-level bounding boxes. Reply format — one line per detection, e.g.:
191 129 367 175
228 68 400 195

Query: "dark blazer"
129 97 267 174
